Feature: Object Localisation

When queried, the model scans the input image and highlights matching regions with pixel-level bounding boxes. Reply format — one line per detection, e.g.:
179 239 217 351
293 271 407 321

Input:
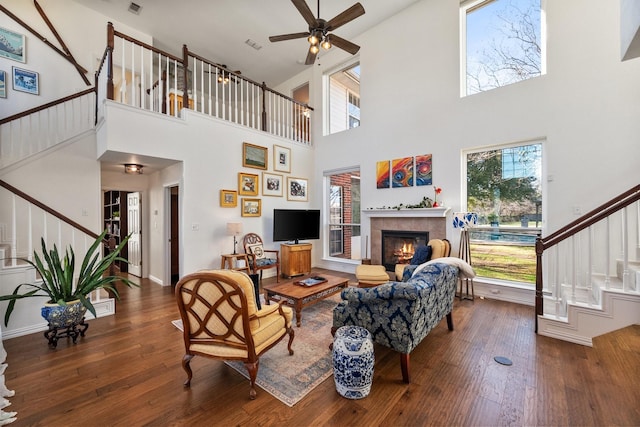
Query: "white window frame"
459 0 547 97
323 58 360 136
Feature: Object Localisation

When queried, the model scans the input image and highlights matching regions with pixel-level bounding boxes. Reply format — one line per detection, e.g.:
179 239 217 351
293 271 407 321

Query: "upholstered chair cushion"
356 264 389 286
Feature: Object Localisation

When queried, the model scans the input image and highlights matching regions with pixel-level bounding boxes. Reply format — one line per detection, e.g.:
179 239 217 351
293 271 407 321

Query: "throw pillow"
410 245 432 265
412 256 476 279
247 243 266 259
248 273 262 310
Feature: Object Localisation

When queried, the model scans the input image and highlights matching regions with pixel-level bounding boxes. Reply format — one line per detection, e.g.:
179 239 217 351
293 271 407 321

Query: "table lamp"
227 222 243 254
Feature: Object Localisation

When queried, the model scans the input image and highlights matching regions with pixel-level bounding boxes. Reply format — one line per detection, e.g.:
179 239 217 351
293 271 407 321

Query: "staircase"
536 186 640 346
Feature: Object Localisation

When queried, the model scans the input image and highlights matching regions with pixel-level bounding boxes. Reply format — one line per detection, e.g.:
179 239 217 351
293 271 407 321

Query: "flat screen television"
273 209 321 244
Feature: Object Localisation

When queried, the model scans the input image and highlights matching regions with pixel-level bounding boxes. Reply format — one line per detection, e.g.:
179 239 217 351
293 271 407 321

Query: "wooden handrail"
0 88 95 125
0 179 100 241
535 184 640 328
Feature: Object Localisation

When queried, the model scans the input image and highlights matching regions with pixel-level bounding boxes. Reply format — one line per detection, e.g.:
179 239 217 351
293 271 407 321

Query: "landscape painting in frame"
376 160 390 189
0 27 25 63
415 154 433 186
242 142 267 170
12 67 38 95
391 157 414 188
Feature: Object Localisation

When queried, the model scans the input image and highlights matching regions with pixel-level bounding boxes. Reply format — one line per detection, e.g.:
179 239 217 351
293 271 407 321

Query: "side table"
220 254 252 274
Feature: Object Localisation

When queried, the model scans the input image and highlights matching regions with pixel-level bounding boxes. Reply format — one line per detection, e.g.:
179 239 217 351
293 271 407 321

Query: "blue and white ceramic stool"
332 325 374 399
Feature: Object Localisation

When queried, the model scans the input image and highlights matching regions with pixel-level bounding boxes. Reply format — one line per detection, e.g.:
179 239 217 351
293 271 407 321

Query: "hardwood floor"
3 269 639 426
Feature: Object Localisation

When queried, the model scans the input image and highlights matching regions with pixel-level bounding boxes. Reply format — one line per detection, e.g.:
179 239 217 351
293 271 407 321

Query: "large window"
328 63 360 134
461 0 544 96
465 142 542 283
326 168 361 260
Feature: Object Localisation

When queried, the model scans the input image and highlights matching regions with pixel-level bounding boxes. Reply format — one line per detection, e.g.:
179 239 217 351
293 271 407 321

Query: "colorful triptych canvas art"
376 154 433 189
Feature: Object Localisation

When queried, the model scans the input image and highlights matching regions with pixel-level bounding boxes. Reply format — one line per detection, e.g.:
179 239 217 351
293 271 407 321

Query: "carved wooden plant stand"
44 318 89 348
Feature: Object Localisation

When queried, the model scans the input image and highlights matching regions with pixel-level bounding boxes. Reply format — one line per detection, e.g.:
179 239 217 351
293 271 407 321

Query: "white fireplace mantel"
362 207 450 218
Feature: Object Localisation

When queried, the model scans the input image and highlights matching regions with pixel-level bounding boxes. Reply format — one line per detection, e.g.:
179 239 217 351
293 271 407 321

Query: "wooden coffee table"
263 273 349 327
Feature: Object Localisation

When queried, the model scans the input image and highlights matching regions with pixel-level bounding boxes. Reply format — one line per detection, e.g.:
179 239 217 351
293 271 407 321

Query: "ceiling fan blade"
269 32 310 42
326 2 365 31
292 0 317 27
326 34 360 55
305 48 318 65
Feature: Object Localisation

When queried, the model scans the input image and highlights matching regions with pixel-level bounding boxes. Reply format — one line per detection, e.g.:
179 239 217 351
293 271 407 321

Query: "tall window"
462 0 544 96
465 142 542 284
328 63 360 134
326 168 361 259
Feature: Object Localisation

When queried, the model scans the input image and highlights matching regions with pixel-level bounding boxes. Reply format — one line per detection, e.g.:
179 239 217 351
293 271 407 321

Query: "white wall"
0 0 151 118
98 102 316 283
279 0 640 266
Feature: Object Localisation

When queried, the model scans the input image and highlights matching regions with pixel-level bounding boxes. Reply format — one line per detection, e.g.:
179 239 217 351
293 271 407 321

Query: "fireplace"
381 230 429 271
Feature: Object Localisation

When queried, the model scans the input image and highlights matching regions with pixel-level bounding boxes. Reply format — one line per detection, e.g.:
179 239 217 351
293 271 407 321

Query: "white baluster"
604 216 610 289
622 206 629 291
140 44 145 110
571 235 576 303
587 226 593 306
131 40 135 107
121 38 126 103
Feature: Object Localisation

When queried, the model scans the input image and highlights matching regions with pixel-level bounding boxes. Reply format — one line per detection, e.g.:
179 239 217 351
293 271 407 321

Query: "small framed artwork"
241 198 261 217
273 144 291 173
0 70 6 98
12 67 39 95
262 172 283 197
242 142 267 170
238 172 259 196
287 177 308 202
220 189 237 207
376 160 390 189
0 27 25 63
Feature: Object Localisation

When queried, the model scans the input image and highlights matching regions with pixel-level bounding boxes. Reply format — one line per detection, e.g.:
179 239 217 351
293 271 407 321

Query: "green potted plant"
488 213 500 227
0 229 138 328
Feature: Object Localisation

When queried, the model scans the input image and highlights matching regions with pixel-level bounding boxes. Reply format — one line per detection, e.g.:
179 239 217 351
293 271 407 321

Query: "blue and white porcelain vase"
41 300 87 329
333 325 374 399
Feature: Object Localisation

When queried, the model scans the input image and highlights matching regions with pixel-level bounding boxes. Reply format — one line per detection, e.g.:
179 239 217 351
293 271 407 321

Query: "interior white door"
127 192 142 277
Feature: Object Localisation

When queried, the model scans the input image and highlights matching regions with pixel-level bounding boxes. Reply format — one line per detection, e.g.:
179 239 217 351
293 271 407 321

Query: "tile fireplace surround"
363 208 450 267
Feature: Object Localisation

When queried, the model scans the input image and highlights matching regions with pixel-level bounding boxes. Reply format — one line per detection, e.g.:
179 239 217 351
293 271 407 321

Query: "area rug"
172 297 339 406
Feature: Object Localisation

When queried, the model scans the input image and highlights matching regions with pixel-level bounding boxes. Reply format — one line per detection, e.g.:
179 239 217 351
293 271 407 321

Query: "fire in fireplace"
381 230 429 271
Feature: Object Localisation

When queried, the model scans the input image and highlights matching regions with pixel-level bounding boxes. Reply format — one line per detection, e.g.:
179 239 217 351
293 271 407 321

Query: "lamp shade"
453 212 478 229
227 222 242 236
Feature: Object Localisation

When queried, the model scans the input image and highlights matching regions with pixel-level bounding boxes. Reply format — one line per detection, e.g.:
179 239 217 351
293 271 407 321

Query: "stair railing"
0 88 96 170
535 184 640 331
0 179 114 303
96 22 313 144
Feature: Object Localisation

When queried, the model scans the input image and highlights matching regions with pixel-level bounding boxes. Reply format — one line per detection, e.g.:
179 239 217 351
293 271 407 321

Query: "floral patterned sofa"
333 259 473 383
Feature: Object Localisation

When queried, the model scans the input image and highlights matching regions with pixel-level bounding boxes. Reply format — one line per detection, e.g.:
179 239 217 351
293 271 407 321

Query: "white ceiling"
72 0 420 87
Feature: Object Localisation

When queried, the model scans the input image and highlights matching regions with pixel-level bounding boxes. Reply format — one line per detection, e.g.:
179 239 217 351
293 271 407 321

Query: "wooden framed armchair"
175 269 294 399
243 233 280 282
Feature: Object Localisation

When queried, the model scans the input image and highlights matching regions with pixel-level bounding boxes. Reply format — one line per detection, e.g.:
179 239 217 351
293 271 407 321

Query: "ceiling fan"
269 0 365 65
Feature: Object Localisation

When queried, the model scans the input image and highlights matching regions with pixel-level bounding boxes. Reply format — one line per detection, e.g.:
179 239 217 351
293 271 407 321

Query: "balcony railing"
96 23 312 145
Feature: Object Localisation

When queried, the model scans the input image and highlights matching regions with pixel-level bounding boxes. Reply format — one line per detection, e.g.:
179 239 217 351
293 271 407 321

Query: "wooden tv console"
280 243 312 278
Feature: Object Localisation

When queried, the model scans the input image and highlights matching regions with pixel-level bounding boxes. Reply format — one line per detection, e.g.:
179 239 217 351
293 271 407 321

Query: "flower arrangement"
433 186 442 207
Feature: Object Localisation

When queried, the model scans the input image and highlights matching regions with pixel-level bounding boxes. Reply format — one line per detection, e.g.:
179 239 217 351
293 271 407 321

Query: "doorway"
169 186 179 285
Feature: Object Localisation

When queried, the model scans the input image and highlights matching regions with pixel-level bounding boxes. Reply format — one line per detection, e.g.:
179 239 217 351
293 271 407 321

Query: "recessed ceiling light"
128 2 142 15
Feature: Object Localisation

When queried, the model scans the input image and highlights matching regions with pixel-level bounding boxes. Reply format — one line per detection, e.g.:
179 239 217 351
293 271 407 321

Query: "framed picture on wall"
0 27 25 63
287 177 308 202
12 67 39 95
238 172 259 196
0 70 6 98
241 198 261 217
220 189 237 207
262 172 283 197
242 142 267 170
273 144 291 173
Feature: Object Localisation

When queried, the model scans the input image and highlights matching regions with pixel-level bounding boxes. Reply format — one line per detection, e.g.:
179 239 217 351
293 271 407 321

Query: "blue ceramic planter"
41 300 87 329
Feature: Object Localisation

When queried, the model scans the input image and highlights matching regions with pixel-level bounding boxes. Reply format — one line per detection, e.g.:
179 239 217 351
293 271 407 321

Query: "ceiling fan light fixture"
308 33 320 46
309 44 319 54
321 38 332 50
